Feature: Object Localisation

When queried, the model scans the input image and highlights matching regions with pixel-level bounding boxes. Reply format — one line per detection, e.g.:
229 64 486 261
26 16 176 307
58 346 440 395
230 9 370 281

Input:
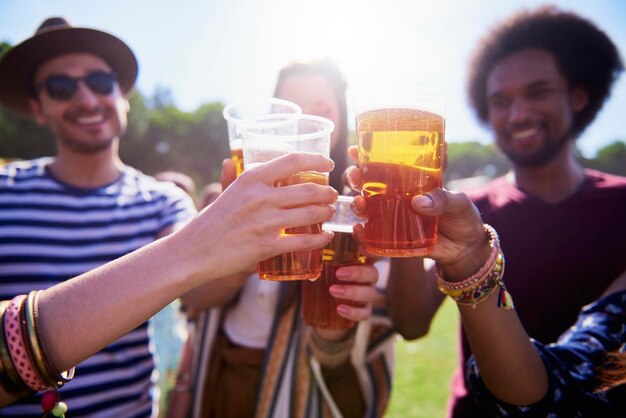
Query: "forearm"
37 232 200 373
181 272 248 310
459 291 548 405
387 257 444 339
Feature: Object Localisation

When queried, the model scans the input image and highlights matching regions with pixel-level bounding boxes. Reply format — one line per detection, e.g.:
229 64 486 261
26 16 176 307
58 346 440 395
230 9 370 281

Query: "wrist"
437 227 493 282
309 327 356 368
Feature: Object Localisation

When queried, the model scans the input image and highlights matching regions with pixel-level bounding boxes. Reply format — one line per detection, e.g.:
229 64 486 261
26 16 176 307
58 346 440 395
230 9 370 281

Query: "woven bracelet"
436 224 514 310
5 295 48 392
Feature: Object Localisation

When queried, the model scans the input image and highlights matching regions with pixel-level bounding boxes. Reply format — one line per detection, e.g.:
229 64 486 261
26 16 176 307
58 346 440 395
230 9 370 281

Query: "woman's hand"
175 152 338 285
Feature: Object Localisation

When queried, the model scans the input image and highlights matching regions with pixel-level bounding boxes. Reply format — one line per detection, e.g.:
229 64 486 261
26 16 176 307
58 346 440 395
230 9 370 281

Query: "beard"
500 129 572 168
57 135 116 154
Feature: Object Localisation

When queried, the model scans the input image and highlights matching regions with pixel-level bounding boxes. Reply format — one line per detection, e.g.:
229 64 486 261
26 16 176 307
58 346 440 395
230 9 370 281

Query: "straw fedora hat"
0 17 138 117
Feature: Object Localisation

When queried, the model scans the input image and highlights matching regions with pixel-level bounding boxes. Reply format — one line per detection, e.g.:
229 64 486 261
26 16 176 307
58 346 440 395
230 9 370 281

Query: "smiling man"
445 8 626 416
0 18 197 417
384 6 626 418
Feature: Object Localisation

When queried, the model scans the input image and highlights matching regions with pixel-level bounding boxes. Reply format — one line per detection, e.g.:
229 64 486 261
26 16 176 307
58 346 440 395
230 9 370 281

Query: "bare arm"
415 189 548 406
386 257 445 339
0 152 337 407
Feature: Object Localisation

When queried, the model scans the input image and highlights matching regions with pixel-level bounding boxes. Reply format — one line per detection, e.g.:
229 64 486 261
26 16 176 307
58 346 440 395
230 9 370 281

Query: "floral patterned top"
467 290 626 417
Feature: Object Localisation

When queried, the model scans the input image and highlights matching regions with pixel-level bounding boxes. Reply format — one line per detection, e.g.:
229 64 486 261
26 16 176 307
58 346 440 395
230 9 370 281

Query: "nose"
508 98 532 125
71 80 100 107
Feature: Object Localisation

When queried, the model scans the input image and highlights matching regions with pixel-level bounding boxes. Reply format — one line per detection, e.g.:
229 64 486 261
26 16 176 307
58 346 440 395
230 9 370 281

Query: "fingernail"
336 305 350 315
329 159 335 170
414 195 434 208
329 285 345 295
350 201 363 215
335 268 351 279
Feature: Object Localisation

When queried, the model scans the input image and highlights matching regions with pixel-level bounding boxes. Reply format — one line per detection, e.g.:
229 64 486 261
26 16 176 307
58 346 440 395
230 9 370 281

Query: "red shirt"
448 169 626 418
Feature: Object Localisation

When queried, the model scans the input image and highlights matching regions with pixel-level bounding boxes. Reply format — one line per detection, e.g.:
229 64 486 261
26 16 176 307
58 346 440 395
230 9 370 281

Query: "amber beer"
257 171 328 281
357 108 444 257
230 144 244 178
301 226 366 329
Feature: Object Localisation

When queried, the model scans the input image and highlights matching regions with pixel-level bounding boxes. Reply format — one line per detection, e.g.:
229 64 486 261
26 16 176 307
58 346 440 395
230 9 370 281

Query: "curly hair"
273 59 348 191
467 5 623 137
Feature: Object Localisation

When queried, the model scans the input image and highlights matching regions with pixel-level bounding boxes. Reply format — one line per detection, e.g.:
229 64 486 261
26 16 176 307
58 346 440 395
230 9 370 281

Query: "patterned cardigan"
467 290 626 417
188 281 396 418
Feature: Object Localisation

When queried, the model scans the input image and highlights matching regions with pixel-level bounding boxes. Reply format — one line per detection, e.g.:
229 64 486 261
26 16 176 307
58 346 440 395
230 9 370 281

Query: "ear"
28 98 47 125
571 86 589 113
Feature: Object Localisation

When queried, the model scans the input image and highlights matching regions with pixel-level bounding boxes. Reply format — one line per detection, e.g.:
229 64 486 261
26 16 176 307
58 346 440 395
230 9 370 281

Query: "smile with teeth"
75 114 106 125
511 127 540 140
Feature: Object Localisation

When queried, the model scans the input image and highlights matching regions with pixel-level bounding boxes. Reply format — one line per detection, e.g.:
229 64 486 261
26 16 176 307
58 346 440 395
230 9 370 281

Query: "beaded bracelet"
436 224 514 310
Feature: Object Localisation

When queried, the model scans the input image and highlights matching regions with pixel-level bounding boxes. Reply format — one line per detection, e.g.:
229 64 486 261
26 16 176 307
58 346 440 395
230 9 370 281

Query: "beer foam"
322 223 355 233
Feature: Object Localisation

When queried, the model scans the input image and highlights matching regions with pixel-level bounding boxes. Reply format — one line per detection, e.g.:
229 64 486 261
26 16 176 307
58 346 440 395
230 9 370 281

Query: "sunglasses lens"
85 72 116 95
44 77 78 101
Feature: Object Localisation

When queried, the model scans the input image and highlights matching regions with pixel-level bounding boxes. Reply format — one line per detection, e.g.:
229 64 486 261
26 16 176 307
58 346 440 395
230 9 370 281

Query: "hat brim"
0 27 138 117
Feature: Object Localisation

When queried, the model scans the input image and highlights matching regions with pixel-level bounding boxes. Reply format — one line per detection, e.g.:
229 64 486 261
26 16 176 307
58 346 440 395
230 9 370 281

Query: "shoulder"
583 169 626 190
580 169 626 203
465 176 512 209
0 158 53 188
121 166 192 201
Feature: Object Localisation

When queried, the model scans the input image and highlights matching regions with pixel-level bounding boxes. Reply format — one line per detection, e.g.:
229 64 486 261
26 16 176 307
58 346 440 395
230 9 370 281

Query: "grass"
385 298 460 418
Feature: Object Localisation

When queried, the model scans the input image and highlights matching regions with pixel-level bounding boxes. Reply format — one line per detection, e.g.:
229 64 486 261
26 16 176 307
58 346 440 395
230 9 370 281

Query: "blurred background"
1 0 625 188
1 1 624 416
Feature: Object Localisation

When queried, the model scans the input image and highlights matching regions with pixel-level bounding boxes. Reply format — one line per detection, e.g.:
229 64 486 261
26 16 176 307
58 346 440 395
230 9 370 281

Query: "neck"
50 142 125 188
508 143 585 204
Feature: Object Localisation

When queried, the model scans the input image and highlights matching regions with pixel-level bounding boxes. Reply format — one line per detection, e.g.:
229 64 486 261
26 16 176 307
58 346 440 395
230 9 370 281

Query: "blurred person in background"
385 6 626 418
0 17 198 417
179 59 397 418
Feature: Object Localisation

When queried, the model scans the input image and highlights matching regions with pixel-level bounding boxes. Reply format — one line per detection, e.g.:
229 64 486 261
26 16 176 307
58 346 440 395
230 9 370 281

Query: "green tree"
580 140 626 176
444 141 510 183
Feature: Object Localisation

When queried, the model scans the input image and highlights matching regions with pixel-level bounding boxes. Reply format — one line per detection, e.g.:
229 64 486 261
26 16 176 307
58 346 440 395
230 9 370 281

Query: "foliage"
0 90 229 189
445 141 510 183
579 140 626 176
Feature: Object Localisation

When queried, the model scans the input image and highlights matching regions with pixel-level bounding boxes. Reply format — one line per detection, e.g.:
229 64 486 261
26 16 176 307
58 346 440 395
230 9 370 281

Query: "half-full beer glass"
241 114 334 281
355 89 447 257
301 196 366 330
223 98 302 177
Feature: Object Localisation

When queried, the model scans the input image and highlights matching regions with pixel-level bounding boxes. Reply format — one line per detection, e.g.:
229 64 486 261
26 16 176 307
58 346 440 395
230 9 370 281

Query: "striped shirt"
0 157 197 417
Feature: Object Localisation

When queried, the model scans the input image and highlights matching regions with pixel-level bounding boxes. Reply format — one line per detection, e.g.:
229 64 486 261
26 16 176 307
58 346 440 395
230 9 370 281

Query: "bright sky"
1 0 624 157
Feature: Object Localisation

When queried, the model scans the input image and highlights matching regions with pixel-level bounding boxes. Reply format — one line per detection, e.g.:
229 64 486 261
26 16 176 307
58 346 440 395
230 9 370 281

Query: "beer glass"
354 89 447 257
240 113 334 281
223 98 302 177
301 195 366 330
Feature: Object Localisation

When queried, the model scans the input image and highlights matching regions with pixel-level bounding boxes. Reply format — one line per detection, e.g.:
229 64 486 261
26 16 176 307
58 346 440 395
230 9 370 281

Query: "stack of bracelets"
0 290 74 417
436 224 514 310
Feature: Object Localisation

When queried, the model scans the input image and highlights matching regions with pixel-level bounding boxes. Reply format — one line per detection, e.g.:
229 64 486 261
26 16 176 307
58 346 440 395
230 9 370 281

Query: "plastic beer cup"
354 89 447 257
223 98 302 177
301 195 366 329
240 113 334 281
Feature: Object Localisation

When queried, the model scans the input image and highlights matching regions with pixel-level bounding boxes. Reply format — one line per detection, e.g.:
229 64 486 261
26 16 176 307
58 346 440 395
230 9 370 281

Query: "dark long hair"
273 59 349 192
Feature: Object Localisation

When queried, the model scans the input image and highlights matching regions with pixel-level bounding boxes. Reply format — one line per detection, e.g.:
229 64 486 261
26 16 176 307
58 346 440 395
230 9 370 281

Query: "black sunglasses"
35 71 118 101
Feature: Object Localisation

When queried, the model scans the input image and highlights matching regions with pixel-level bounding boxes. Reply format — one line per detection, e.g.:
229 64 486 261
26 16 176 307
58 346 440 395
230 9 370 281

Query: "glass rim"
353 86 449 117
222 98 302 123
239 113 335 142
